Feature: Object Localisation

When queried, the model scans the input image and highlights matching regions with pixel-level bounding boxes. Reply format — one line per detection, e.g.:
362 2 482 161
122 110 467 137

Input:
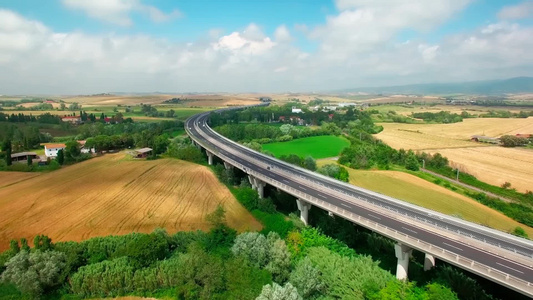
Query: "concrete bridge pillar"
206 151 214 165
424 253 436 271
248 175 266 198
296 199 312 225
223 161 233 170
394 243 413 280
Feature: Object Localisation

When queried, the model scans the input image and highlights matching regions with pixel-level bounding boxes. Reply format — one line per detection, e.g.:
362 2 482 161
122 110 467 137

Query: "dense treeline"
0 123 52 152
215 123 335 144
0 112 63 124
411 111 466 123
0 224 462 299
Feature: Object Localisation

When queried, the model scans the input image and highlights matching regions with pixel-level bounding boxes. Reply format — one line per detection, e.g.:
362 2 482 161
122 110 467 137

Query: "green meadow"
262 135 350 159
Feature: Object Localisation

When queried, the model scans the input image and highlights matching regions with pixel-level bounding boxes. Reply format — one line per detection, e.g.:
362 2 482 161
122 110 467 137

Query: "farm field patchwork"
317 160 533 237
262 135 350 159
376 117 533 150
0 153 261 251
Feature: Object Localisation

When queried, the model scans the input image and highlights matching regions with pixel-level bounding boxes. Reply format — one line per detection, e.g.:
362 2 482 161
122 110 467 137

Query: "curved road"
186 106 533 296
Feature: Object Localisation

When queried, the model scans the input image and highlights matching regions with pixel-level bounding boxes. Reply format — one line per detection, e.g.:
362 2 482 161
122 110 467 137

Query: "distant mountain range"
340 77 533 95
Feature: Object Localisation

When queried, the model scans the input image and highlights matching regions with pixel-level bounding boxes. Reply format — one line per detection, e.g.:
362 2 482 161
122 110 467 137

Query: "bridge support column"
424 253 436 271
394 243 412 280
223 162 233 170
248 175 266 198
206 151 214 166
296 199 312 225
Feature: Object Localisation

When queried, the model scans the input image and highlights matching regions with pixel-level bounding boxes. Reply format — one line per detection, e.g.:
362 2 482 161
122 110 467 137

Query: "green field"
317 160 533 236
262 135 350 159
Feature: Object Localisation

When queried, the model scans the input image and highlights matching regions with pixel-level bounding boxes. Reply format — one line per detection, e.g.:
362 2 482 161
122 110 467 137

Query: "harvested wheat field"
317 159 533 236
427 147 533 193
0 172 40 189
0 153 261 251
376 117 533 150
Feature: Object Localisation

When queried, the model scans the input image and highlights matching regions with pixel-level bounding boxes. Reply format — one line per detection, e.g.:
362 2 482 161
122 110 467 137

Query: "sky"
0 0 532 94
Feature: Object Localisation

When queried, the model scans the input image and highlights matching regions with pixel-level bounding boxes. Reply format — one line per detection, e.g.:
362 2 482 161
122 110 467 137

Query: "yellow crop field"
376 117 533 150
427 147 533 193
63 94 260 107
375 117 533 191
317 159 533 236
0 153 261 251
0 172 40 189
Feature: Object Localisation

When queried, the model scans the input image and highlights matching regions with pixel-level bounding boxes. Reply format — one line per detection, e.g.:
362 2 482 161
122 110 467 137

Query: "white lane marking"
367 214 381 220
340 203 351 209
298 186 307 191
496 262 524 274
317 193 327 199
401 227 418 235
283 179 290 183
443 242 463 252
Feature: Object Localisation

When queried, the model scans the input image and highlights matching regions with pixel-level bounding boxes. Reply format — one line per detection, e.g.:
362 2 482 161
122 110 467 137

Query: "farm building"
259 97 272 102
470 135 500 144
61 116 81 124
133 147 153 158
11 152 40 164
291 107 302 113
78 140 95 154
44 144 66 158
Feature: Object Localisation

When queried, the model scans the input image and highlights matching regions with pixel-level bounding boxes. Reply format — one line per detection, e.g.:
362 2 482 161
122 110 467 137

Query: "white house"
44 144 66 158
78 140 95 154
291 107 302 113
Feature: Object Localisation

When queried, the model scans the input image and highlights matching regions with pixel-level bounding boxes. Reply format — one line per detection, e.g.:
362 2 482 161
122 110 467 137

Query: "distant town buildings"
259 97 272 102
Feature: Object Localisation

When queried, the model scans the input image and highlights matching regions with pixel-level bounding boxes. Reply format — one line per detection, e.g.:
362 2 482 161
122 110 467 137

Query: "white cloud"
311 0 471 60
274 25 291 42
62 0 182 26
0 4 531 94
498 1 533 20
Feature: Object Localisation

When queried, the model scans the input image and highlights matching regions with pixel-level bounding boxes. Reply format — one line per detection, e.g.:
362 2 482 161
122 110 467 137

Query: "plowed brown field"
0 153 261 251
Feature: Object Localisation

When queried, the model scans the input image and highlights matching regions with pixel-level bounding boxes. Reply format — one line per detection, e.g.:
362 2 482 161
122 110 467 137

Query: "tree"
64 140 81 162
256 282 302 300
289 258 325 299
266 237 292 283
9 240 20 254
303 156 317 171
501 182 512 189
20 238 30 252
280 124 295 135
500 135 528 147
56 149 64 165
27 154 32 166
405 152 420 171
3 139 12 166
231 232 270 267
1 250 66 298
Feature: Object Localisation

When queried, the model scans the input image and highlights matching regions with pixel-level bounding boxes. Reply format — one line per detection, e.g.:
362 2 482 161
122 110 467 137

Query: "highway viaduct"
186 105 533 297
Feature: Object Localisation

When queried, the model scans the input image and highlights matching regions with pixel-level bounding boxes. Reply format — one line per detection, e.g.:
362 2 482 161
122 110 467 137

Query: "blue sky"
0 0 532 93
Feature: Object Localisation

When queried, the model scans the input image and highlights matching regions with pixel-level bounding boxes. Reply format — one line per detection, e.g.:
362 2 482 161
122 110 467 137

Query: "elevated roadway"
186 105 533 297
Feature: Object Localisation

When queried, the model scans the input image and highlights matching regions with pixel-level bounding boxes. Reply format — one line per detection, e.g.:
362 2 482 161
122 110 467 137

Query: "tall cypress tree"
4 139 12 166
57 149 65 165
